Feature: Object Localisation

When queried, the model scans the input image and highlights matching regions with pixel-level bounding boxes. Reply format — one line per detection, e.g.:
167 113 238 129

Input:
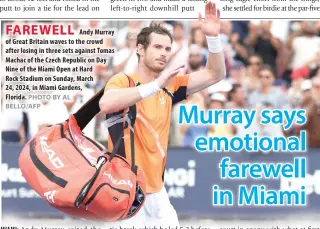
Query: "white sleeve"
112 49 128 67
292 37 298 51
115 28 128 47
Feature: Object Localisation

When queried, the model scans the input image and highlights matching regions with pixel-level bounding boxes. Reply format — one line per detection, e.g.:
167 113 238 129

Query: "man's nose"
160 54 167 60
160 50 167 57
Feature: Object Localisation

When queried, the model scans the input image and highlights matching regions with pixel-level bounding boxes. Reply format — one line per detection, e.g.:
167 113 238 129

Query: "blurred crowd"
1 20 320 149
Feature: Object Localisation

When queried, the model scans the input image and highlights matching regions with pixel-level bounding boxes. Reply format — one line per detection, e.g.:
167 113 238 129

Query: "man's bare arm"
99 65 184 114
231 33 249 60
270 36 281 51
99 87 142 114
185 2 226 96
244 23 259 47
187 51 225 96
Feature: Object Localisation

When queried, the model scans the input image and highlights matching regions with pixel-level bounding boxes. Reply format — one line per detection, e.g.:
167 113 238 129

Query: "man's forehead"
149 33 171 45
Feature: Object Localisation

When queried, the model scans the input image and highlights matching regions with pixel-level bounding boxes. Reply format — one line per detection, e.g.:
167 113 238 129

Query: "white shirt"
112 48 138 74
291 36 320 69
1 105 23 131
271 20 290 42
115 27 130 48
27 101 69 138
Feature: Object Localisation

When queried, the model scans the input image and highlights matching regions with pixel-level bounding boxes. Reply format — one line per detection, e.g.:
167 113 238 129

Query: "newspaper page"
1 1 320 229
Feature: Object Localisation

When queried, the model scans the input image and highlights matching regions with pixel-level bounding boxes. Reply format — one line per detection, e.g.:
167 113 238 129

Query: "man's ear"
137 44 145 58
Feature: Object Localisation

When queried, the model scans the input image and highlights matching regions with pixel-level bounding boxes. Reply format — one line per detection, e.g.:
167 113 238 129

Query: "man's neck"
314 94 320 105
304 34 314 38
250 71 259 79
261 32 271 40
302 98 312 107
232 101 244 109
261 86 272 94
175 38 183 44
230 76 241 84
136 63 159 83
189 66 201 73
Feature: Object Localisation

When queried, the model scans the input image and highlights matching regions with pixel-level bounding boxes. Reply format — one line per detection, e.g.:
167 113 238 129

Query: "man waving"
99 1 225 226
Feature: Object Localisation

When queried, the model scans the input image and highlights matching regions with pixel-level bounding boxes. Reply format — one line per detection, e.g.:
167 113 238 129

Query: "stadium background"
1 20 320 227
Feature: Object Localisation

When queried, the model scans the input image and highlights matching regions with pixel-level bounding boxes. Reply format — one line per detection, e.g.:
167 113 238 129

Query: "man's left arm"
186 2 226 96
187 47 226 96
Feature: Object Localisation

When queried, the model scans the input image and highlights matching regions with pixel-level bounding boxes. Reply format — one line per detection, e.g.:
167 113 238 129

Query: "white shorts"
105 186 179 227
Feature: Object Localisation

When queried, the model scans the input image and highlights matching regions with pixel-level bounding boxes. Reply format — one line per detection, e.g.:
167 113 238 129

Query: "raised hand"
157 65 185 88
198 1 221 37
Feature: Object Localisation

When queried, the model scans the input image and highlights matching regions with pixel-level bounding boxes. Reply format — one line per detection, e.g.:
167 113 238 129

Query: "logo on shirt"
160 96 166 104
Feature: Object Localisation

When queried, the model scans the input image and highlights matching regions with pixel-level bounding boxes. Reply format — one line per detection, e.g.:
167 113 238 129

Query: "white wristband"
206 35 223 54
138 80 161 99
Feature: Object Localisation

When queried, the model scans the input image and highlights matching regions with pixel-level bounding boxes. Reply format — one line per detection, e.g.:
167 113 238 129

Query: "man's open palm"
198 1 221 37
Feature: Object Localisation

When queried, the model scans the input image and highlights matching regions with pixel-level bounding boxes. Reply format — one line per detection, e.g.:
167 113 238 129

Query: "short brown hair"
136 22 173 61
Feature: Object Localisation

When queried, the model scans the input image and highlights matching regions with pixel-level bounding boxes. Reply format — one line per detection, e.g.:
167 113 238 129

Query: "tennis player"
99 1 226 226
